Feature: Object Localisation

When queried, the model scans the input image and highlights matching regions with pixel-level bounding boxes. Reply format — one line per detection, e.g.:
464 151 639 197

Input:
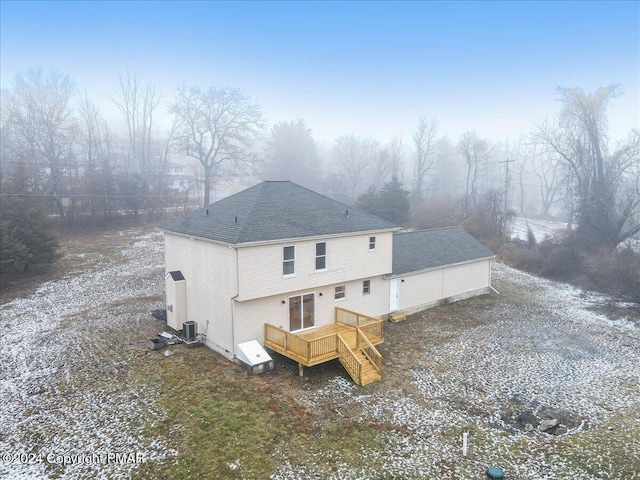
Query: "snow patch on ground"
510 216 568 243
0 231 175 479
273 262 640 479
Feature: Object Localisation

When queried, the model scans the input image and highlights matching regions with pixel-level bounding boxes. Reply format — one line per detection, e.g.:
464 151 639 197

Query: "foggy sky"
1 1 638 144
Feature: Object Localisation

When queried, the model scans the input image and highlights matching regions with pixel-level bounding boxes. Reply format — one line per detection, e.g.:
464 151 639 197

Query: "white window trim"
315 242 327 272
288 292 316 333
334 284 346 301
283 245 296 277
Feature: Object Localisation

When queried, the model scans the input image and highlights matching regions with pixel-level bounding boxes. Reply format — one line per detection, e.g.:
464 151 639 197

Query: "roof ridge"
235 182 268 243
290 181 399 228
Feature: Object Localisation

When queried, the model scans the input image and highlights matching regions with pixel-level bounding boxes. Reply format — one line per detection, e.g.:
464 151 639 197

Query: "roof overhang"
161 226 399 248
385 255 495 279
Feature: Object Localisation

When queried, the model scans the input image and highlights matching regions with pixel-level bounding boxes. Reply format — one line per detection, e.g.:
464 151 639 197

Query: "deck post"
298 363 304 377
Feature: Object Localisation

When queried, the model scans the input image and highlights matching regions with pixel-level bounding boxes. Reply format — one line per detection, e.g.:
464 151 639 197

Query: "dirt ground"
1 227 639 479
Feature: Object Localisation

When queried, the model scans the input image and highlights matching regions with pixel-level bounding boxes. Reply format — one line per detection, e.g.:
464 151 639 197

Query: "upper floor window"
315 242 326 271
283 246 295 276
363 279 371 295
335 285 346 301
369 236 376 250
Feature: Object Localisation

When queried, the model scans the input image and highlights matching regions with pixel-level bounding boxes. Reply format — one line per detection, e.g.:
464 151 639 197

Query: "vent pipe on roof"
345 209 349 217
206 209 209 216
235 216 238 223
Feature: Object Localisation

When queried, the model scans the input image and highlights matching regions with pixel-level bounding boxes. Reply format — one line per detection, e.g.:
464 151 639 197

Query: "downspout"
229 244 239 359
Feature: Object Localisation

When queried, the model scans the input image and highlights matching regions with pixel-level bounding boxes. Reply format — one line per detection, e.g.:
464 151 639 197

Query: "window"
315 242 326 271
283 246 295 276
334 285 346 301
369 236 376 250
363 280 371 295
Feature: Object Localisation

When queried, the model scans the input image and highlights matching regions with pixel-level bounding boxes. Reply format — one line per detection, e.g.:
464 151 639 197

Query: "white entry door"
389 279 399 312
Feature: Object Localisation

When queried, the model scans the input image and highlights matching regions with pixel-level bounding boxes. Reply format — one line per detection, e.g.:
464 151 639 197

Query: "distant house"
160 181 494 385
164 161 193 190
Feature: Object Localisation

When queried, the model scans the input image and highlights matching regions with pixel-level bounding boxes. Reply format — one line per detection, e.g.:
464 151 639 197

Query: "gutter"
385 255 496 279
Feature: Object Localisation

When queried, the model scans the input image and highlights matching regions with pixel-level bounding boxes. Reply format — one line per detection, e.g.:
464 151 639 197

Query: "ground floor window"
363 279 371 295
334 285 346 301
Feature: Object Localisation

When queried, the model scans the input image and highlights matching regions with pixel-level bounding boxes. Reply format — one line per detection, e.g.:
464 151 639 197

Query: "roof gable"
392 227 495 275
160 181 398 244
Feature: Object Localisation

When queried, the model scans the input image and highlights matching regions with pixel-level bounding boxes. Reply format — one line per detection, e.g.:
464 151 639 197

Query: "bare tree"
371 149 391 190
534 86 640 249
78 95 115 222
3 69 77 219
171 84 263 206
388 135 405 181
333 134 379 198
113 71 160 177
533 149 563 217
412 118 440 204
458 131 492 217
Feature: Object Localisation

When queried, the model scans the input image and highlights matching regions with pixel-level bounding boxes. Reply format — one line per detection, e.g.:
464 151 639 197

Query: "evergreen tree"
355 185 380 216
0 161 59 274
355 176 410 226
378 176 411 225
262 119 321 190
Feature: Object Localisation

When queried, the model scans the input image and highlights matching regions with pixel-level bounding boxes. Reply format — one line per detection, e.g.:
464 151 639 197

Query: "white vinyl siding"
395 259 492 314
237 232 393 301
233 277 389 345
442 261 490 298
164 233 237 358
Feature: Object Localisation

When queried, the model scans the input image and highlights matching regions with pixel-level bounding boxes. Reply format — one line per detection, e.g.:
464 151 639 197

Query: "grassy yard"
1 227 638 479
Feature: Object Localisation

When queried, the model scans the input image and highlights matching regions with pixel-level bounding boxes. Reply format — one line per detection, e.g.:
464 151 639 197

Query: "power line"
0 193 180 198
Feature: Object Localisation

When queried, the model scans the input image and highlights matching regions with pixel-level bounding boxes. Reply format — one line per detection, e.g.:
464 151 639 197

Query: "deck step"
351 350 381 386
389 312 406 323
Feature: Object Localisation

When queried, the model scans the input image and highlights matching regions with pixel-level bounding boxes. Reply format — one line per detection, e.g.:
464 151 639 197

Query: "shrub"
584 247 640 302
498 242 544 273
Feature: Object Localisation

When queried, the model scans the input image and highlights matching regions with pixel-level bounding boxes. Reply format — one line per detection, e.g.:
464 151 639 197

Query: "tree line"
1 68 639 282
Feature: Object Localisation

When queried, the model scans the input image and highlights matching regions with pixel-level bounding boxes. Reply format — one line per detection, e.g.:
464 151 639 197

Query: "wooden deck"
264 307 384 386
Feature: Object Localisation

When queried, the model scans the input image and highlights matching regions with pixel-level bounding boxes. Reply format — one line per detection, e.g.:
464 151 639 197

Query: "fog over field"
1 2 639 478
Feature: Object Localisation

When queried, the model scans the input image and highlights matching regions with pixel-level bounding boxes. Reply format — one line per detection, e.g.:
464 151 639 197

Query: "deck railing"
265 307 384 373
337 334 362 383
264 324 337 363
336 307 383 342
357 329 382 375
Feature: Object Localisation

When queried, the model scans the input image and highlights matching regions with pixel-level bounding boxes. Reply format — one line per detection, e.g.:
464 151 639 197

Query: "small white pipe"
462 431 468 456
490 286 501 295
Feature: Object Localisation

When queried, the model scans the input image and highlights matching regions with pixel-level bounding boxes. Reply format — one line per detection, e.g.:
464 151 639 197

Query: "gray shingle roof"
160 181 398 244
392 227 495 275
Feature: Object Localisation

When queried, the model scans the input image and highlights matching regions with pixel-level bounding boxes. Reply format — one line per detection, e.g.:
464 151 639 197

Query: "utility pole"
498 159 514 243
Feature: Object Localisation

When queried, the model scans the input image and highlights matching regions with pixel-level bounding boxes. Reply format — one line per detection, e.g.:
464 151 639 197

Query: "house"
159 181 494 385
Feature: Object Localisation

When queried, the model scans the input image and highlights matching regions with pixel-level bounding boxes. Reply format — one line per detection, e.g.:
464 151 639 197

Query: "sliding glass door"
289 293 315 332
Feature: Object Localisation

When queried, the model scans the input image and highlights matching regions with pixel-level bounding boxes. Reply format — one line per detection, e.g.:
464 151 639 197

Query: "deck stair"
389 312 406 323
264 307 384 386
336 332 382 386
352 349 382 386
